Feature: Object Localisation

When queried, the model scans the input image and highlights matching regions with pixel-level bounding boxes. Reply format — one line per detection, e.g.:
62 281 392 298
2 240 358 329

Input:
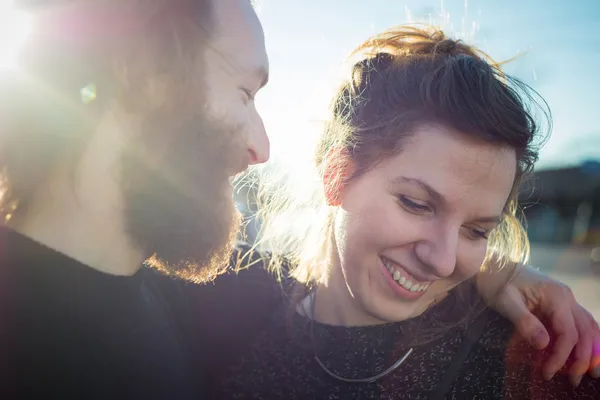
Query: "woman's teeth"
384 260 430 292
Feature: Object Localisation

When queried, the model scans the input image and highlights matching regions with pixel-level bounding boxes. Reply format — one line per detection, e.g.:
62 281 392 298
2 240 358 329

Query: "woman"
214 26 600 398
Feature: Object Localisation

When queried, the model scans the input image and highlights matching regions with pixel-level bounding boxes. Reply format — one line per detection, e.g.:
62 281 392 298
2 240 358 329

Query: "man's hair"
0 0 213 221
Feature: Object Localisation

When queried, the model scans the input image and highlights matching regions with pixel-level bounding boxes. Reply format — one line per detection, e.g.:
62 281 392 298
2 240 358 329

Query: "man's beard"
120 109 247 283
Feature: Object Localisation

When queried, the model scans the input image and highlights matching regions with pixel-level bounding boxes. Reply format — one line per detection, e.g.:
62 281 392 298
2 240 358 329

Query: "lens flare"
0 1 33 70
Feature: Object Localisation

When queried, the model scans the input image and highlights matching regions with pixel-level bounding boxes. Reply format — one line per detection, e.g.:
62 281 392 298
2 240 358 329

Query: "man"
1 0 269 397
0 0 597 398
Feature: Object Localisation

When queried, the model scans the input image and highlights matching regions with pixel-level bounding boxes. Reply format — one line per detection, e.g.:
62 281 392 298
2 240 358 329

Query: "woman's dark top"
216 280 599 399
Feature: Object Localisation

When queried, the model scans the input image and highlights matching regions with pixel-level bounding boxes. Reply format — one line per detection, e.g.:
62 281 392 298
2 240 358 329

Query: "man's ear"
322 146 351 206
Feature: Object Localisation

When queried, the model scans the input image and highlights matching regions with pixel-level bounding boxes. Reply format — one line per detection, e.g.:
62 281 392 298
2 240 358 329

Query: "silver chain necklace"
308 290 414 384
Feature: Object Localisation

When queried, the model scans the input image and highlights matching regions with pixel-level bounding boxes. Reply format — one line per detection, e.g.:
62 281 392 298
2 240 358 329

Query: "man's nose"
247 115 269 165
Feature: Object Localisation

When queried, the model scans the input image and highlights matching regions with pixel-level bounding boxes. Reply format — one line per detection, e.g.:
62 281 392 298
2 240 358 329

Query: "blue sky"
254 0 600 171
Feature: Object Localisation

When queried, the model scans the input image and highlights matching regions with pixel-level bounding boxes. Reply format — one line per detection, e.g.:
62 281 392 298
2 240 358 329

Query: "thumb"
494 288 550 350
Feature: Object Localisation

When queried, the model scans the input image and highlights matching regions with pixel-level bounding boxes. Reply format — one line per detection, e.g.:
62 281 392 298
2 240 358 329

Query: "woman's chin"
362 294 434 324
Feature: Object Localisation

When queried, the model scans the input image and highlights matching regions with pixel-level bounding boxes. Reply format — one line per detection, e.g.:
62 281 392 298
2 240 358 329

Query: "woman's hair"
256 25 550 295
0 0 213 222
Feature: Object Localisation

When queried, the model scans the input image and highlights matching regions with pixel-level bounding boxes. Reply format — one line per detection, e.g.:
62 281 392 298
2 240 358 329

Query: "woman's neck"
312 278 390 327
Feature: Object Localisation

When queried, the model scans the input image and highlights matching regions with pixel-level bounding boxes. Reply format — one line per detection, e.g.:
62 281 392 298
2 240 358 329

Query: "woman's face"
331 124 517 324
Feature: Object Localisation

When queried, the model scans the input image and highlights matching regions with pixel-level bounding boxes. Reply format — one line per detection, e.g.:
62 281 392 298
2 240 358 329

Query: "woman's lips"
379 256 431 300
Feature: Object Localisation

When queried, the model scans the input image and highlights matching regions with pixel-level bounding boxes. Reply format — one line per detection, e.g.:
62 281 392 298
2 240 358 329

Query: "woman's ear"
322 146 351 206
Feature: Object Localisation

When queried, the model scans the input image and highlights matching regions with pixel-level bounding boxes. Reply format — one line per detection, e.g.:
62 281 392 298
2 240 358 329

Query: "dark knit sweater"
216 282 599 399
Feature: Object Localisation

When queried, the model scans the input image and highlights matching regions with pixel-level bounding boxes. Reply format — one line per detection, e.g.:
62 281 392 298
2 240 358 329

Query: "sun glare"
0 0 32 70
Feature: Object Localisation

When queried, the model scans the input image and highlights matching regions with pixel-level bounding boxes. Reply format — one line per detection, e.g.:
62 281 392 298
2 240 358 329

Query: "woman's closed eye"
463 226 491 241
397 195 432 215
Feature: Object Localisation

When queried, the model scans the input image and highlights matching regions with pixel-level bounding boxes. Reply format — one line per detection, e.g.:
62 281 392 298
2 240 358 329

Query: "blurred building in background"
521 161 600 245
520 161 600 276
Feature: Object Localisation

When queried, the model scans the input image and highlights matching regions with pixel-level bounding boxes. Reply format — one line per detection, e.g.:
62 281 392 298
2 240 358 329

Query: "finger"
542 305 578 381
568 311 593 386
519 311 551 350
493 287 550 350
